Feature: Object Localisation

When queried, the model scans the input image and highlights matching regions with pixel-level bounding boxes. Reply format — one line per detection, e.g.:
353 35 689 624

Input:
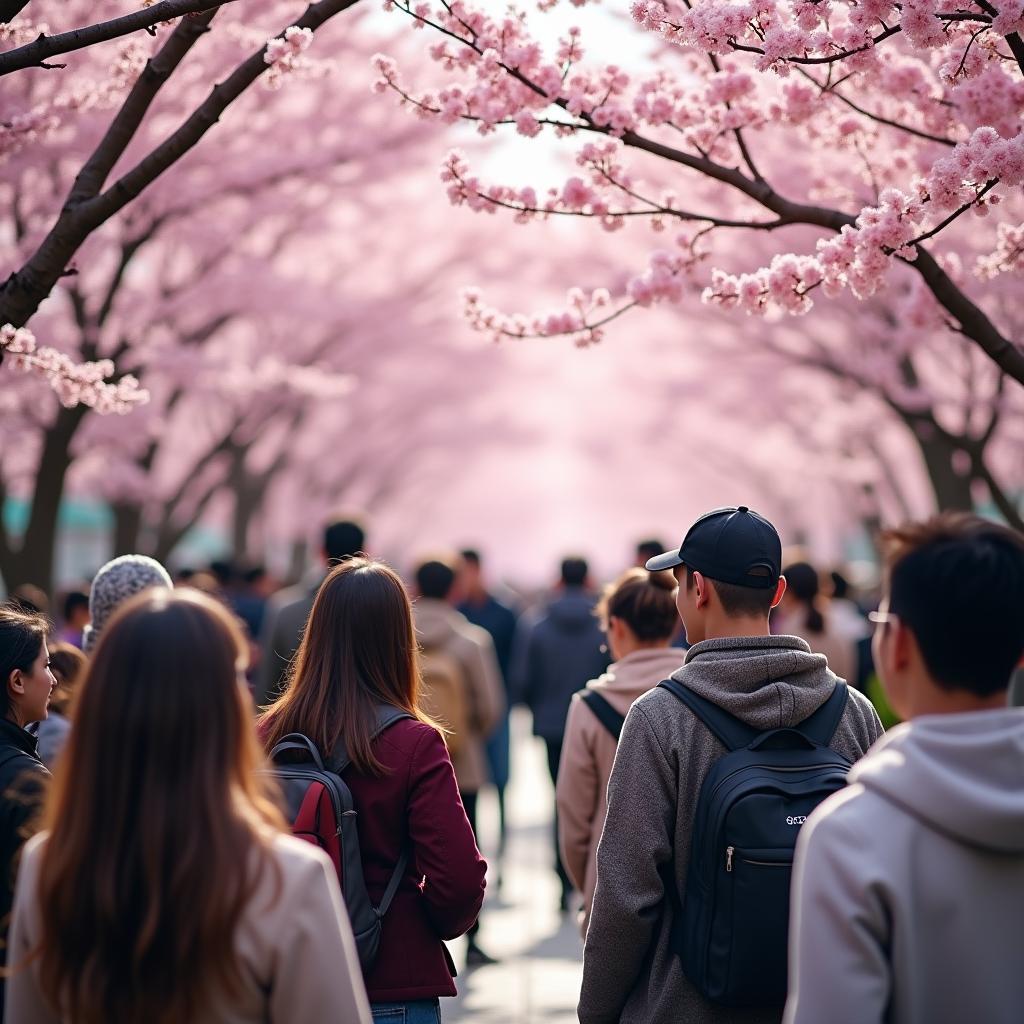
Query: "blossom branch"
0 0 239 77
0 325 149 413
794 67 957 148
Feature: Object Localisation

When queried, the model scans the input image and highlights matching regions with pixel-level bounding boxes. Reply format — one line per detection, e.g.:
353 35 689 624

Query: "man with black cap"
579 507 882 1024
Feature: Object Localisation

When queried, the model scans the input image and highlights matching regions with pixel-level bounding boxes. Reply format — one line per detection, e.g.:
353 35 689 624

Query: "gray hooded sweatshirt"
579 635 883 1024
785 707 1024 1024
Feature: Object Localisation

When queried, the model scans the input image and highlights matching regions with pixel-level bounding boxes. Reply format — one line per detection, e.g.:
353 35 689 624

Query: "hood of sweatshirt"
546 590 599 633
414 598 461 648
589 648 686 702
671 634 839 730
850 708 1024 853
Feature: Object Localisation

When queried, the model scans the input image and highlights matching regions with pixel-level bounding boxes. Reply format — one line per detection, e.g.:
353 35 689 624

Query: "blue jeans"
371 1000 441 1024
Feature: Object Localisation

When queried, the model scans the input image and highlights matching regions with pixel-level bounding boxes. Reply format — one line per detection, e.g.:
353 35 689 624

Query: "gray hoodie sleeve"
784 785 891 1024
579 703 676 1024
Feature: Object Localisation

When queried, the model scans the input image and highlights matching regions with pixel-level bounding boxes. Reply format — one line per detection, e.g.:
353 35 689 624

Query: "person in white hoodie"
785 512 1024 1024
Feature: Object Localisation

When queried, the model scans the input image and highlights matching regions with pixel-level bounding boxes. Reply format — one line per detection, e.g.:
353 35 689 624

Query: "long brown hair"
35 589 286 1024
259 558 435 776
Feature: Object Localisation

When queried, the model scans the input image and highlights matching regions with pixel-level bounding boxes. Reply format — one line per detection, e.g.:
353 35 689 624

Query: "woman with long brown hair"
5 588 370 1024
259 558 486 1024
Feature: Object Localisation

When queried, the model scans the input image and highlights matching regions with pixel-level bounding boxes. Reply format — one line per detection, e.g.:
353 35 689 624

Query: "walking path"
443 708 583 1023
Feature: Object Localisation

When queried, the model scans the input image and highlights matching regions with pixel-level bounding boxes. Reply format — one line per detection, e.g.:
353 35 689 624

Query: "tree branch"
69 10 220 206
0 0 31 23
0 0 363 330
0 0 238 77
794 67 957 147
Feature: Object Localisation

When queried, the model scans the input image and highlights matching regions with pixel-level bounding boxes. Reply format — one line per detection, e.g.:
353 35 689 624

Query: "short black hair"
560 557 588 588
324 518 366 564
686 567 776 618
63 590 89 622
883 513 1024 697
460 549 481 566
636 538 666 563
242 564 267 586
209 559 236 587
416 559 457 600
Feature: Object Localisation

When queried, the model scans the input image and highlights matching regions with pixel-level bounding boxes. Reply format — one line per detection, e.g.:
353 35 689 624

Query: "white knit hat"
83 554 173 654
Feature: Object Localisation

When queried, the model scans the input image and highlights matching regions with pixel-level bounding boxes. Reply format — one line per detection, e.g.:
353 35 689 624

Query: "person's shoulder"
0 742 48 783
379 716 445 758
268 831 336 885
800 781 900 867
386 715 439 741
12 830 48 890
455 615 492 647
840 684 884 740
845 684 878 717
632 682 681 715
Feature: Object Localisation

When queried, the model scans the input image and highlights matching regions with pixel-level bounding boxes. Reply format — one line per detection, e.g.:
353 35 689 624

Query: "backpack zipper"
726 846 792 872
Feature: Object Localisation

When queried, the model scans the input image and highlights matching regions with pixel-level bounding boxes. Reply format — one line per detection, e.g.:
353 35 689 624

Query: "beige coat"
414 599 505 794
556 647 685 935
5 832 371 1024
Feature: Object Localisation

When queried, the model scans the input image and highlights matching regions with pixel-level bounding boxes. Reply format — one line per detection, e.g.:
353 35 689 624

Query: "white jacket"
6 831 371 1024
785 707 1024 1024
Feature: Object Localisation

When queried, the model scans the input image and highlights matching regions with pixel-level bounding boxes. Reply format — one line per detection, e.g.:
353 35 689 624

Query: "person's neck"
700 615 772 642
4 709 23 729
905 681 1008 719
616 639 672 659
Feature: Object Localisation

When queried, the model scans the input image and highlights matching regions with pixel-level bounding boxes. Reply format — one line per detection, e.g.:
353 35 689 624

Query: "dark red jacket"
340 717 486 1002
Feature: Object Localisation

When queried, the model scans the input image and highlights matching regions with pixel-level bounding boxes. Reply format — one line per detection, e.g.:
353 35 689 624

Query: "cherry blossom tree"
0 2 440 590
375 0 1024 390
0 0 370 336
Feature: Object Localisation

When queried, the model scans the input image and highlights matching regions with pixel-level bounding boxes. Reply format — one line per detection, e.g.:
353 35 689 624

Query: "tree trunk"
0 404 89 593
909 419 975 512
112 501 144 556
231 467 258 559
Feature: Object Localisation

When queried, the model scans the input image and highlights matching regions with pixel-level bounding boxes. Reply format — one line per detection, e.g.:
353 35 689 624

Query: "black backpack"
579 690 625 740
265 706 411 972
658 678 851 1008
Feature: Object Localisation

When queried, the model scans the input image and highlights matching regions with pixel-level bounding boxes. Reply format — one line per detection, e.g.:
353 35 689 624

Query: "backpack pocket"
726 847 792 1005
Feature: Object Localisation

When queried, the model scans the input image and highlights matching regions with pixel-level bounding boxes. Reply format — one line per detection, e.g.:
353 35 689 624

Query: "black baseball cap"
645 506 782 589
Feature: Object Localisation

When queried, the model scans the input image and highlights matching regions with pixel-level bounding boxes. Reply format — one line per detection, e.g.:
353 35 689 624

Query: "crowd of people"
0 507 1022 1023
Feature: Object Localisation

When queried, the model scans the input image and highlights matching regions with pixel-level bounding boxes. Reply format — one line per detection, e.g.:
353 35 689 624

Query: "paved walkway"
443 709 584 1023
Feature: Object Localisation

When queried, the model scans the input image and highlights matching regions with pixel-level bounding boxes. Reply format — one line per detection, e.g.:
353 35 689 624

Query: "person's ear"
7 669 25 698
693 571 711 609
771 576 787 609
892 619 916 671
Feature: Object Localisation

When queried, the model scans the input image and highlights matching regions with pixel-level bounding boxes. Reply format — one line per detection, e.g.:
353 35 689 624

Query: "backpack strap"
580 690 626 741
657 678 759 751
795 681 849 746
658 678 850 752
376 845 410 918
328 705 414 775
